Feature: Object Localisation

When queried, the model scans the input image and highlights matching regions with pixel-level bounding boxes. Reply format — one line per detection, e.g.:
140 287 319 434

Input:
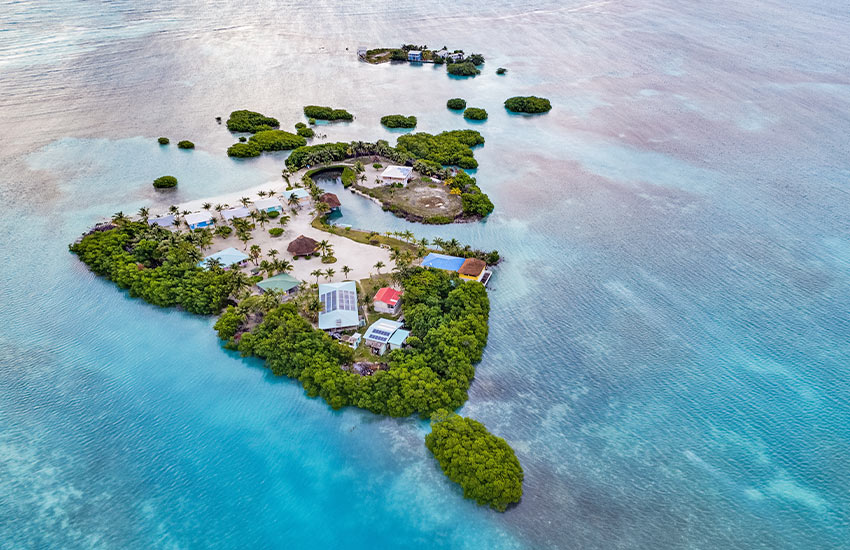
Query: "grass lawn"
311 216 421 255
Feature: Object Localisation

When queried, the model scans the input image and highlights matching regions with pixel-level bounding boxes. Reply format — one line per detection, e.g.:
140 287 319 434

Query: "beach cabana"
408 50 422 62
185 211 214 230
253 197 283 213
319 193 341 212
222 206 251 221
287 235 319 257
318 281 360 331
458 258 487 282
363 319 404 356
380 165 413 185
373 287 402 315
421 253 465 272
201 247 249 269
256 273 301 295
149 214 175 228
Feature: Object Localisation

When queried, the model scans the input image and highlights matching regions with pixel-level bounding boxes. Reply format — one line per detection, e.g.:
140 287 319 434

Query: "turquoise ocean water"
1 1 849 548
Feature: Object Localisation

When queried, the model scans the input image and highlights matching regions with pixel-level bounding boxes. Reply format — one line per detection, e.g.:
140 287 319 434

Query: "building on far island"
408 50 422 62
201 247 249 269
287 188 311 206
380 165 414 185
253 197 283 213
256 272 301 295
433 48 449 59
222 206 251 221
318 281 360 331
357 46 368 58
287 235 319 258
421 252 466 272
149 214 175 228
373 287 402 315
319 193 341 213
184 211 214 230
447 51 464 62
363 318 407 356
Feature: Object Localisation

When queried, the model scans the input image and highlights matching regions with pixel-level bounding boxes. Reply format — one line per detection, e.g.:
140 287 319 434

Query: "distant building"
201 247 249 269
363 319 407 356
287 235 319 257
380 165 414 185
149 214 175 228
373 287 402 315
458 258 487 282
319 193 341 212
287 188 311 205
408 50 422 62
433 48 449 59
421 252 465 272
222 206 251 221
357 46 368 58
318 281 360 331
184 211 214 230
253 197 283 213
447 51 464 62
256 272 301 295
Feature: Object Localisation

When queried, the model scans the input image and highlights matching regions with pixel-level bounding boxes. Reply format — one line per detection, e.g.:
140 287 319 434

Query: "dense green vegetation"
446 98 466 110
425 411 523 512
463 108 488 121
303 105 354 121
380 114 417 128
70 221 244 315
269 227 284 237
448 170 494 217
504 96 552 114
226 110 280 133
249 130 306 151
447 62 480 77
221 267 489 416
177 140 195 149
496 67 507 75
158 137 169 145
153 176 178 189
465 53 485 65
396 130 484 169
432 236 500 265
297 126 315 138
226 142 261 158
341 166 356 188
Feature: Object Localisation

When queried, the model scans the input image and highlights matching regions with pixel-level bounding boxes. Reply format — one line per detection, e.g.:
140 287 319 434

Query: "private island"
70 108 523 511
358 44 487 77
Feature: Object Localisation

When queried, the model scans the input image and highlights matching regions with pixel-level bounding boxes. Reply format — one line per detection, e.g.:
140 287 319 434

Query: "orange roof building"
458 258 487 282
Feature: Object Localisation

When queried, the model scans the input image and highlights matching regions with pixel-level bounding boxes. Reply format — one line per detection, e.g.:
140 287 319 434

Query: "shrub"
308 118 316 125
463 107 488 121
390 49 407 61
152 176 177 189
227 142 261 158
425 412 523 512
465 53 485 66
496 67 507 75
295 122 307 129
226 110 280 132
447 62 480 77
446 98 466 110
177 140 195 149
380 115 417 128
303 105 354 121
297 126 315 138
248 130 307 151
238 136 247 142
425 215 453 224
504 96 552 114
373 163 383 169
157 137 169 145
321 256 337 264
267 210 280 218
269 227 284 237
341 166 356 188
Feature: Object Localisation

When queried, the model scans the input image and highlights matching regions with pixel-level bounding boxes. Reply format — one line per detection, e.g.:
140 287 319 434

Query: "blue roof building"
421 253 465 272
318 281 359 331
288 188 311 203
201 247 250 268
408 50 422 62
387 329 410 351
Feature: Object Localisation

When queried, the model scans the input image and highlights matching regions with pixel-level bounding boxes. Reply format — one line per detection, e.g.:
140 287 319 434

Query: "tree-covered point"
446 170 494 218
227 142 261 158
249 130 306 151
504 96 552 114
463 108 488 121
297 126 315 138
447 62 480 77
446 98 466 110
177 140 195 149
380 114 417 129
221 267 490 417
303 105 354 121
153 176 178 189
70 221 246 315
425 411 523 512
465 53 485 65
158 137 170 145
396 130 484 169
226 110 281 133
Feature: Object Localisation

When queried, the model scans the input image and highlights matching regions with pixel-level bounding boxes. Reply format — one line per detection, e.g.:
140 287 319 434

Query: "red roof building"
374 287 402 315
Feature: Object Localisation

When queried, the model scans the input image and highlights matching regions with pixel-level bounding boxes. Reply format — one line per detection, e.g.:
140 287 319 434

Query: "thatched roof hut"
320 193 341 209
458 257 487 279
287 235 319 256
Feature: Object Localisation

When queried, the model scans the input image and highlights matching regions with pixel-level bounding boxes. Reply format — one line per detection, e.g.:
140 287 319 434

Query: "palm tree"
137 207 150 223
249 244 262 265
268 249 279 260
197 228 214 251
288 193 300 209
341 265 352 280
215 204 225 214
267 189 277 197
168 205 179 215
255 210 270 228
112 211 127 224
275 259 293 274
257 190 267 198
315 202 330 216
182 210 190 216
240 197 251 208
373 261 385 275
202 202 212 211
278 215 291 226
238 231 251 250
204 257 223 270
317 239 330 256
311 269 323 284
230 271 252 300
281 168 292 186
324 268 335 280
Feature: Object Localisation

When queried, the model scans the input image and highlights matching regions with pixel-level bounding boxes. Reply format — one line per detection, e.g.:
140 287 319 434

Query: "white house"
380 165 414 185
363 319 408 356
221 206 251 221
184 211 214 230
253 197 283 213
447 52 464 62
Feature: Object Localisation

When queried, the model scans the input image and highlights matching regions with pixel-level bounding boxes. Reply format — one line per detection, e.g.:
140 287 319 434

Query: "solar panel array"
369 328 393 343
320 289 357 313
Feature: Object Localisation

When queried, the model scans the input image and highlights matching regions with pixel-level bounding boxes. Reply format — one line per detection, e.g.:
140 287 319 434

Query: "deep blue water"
1 1 849 548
